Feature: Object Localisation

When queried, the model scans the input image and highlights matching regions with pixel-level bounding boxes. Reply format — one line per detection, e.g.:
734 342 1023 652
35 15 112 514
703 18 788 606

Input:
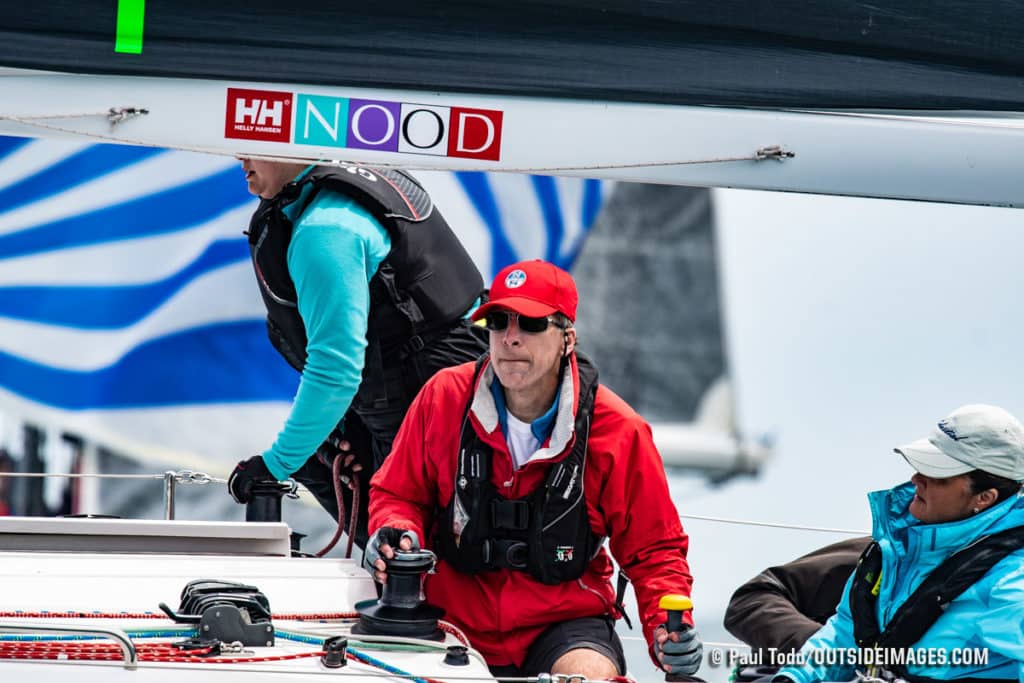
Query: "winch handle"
658 595 705 683
659 594 692 633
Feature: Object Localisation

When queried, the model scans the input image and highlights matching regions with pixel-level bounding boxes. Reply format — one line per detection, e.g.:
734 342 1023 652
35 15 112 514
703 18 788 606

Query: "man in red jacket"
367 259 701 679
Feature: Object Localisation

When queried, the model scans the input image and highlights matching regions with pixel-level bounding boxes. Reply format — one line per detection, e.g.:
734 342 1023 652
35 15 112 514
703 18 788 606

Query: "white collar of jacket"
471 354 578 462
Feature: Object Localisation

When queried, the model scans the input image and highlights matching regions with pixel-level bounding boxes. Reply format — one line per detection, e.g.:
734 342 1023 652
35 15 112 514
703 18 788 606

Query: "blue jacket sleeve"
779 572 858 683
974 563 1024 675
261 192 390 480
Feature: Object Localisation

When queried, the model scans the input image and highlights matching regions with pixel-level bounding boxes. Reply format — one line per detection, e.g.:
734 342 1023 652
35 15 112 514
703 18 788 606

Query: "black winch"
354 549 445 640
159 579 275 647
245 480 297 523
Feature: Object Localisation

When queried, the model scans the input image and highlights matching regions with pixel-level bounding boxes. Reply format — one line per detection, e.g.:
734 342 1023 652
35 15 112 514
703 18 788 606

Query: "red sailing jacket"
369 354 693 667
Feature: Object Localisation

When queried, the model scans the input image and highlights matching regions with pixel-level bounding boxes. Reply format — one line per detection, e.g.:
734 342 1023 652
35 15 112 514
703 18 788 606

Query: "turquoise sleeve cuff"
262 450 292 481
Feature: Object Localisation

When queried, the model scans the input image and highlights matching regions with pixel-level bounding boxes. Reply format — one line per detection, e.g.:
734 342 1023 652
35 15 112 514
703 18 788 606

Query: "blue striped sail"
0 136 603 469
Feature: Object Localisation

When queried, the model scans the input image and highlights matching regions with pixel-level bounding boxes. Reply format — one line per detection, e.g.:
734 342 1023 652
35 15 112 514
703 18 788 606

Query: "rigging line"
619 635 749 650
0 114 794 173
207 147 796 174
679 512 866 535
0 115 231 157
0 471 227 483
0 472 862 532
0 111 144 121
0 647 537 681
0 472 167 480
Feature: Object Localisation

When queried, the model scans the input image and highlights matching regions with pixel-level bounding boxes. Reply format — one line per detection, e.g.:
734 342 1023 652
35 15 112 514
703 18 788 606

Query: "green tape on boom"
115 0 145 54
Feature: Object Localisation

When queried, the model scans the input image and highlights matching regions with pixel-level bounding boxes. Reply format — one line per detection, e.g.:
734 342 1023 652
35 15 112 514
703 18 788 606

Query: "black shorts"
489 616 627 678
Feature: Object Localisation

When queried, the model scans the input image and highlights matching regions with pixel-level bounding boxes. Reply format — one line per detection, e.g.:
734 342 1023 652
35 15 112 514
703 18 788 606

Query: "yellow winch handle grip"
659 594 693 633
659 595 693 612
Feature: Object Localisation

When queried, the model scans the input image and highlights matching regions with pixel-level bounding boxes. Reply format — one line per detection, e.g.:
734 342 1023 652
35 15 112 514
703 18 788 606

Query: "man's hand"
363 527 420 583
227 455 276 504
654 623 703 675
316 432 363 491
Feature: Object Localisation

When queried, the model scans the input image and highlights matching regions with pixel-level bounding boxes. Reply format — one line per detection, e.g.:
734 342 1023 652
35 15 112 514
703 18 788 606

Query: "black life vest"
849 525 1024 682
434 354 604 585
247 165 484 413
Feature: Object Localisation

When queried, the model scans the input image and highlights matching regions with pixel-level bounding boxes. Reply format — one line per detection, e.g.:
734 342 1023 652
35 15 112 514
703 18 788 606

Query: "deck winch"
354 549 445 640
159 579 275 647
245 480 298 523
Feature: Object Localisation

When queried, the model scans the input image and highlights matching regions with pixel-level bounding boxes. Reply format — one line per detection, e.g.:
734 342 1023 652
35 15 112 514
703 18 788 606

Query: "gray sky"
622 189 1024 682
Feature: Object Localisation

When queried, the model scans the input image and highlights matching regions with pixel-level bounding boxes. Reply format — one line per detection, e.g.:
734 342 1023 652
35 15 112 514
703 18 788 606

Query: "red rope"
3 611 474 668
273 612 359 620
1 619 476 676
438 620 470 647
346 472 360 558
0 611 165 619
314 454 349 558
0 611 358 620
0 640 325 664
146 651 323 664
314 458 361 559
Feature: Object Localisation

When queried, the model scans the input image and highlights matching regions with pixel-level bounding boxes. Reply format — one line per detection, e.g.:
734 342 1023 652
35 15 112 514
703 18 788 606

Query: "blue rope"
274 630 324 645
4 626 432 683
0 629 194 642
349 647 430 683
238 630 433 681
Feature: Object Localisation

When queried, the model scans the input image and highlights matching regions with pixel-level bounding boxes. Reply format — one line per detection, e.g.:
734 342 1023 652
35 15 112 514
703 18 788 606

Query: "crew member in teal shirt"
228 159 487 546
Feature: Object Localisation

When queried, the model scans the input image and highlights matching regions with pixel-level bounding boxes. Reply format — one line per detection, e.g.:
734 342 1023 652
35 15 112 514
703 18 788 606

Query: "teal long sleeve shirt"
261 172 391 480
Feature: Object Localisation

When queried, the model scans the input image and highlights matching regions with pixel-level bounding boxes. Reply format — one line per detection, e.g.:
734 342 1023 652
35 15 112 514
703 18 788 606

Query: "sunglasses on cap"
483 311 569 334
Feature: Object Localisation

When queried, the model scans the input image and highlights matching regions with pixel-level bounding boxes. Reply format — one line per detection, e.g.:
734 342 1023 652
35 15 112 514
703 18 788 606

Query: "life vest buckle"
491 499 530 530
482 539 529 569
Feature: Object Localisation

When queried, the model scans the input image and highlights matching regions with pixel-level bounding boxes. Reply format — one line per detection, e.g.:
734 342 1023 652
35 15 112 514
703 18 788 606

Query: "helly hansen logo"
225 88 293 142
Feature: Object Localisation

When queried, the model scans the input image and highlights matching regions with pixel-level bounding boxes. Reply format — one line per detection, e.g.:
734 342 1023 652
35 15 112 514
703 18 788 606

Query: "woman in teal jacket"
778 404 1024 683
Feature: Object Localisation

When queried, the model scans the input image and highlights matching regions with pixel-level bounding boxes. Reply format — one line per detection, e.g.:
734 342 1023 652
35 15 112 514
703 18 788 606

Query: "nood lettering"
448 107 503 160
230 88 503 161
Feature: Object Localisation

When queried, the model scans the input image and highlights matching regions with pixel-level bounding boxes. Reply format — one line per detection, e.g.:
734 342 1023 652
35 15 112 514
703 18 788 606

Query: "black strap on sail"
850 525 1024 680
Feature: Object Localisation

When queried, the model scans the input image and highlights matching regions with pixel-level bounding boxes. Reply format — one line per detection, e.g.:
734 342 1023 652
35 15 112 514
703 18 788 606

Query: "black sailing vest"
248 165 483 413
434 354 604 585
848 525 1024 682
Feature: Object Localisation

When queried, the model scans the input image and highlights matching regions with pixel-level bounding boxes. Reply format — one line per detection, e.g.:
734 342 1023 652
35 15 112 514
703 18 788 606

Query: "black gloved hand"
315 430 363 488
227 455 277 504
654 623 703 675
363 526 421 579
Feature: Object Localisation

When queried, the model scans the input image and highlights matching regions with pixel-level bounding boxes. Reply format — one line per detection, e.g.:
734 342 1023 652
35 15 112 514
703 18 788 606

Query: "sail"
0 133 759 516
2 2 1023 111
574 184 767 477
0 135 602 479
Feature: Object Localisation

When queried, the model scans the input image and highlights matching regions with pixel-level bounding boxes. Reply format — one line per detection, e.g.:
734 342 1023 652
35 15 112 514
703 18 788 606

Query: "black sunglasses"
484 311 567 334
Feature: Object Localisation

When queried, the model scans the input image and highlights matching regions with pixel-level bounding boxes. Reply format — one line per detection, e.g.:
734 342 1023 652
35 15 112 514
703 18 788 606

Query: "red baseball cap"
472 260 578 322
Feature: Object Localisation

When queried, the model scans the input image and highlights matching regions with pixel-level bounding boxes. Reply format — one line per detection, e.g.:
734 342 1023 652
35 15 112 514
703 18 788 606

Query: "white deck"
0 517 494 682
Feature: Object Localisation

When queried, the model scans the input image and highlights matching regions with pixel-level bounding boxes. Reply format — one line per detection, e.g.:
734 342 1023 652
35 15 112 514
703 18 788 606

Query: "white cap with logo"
894 404 1024 482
